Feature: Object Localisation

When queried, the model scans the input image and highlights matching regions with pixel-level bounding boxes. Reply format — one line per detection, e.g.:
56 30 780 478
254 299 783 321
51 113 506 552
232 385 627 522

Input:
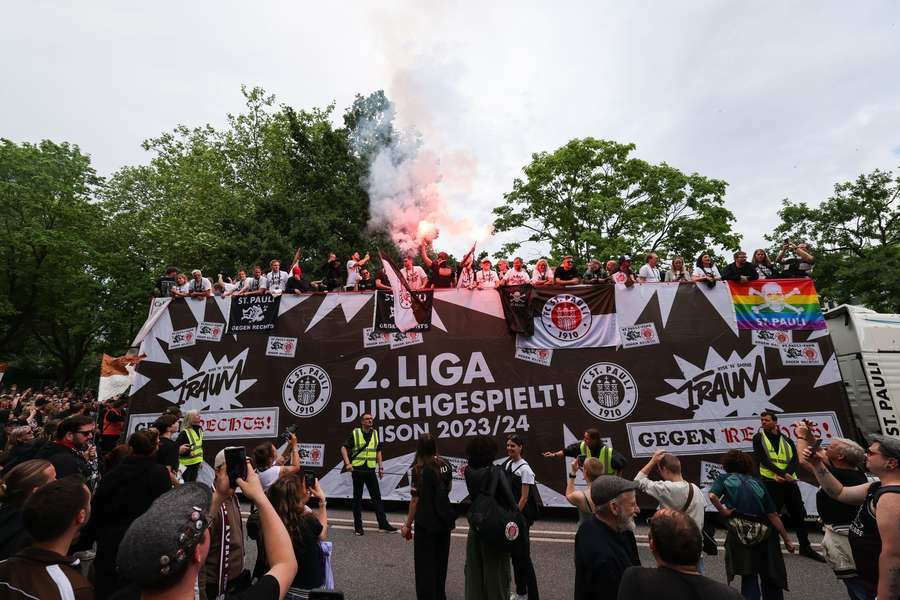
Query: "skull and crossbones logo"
749 282 803 314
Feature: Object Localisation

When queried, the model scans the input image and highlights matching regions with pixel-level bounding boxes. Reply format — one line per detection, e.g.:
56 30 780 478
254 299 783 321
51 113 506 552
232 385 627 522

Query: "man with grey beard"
574 476 641 600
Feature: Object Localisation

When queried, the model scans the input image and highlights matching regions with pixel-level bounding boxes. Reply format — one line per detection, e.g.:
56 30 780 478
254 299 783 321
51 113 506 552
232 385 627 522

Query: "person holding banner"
543 428 626 476
341 413 396 535
176 410 204 483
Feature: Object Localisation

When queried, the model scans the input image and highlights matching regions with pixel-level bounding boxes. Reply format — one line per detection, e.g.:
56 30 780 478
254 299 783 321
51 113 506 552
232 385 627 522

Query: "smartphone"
577 454 587 467
224 446 247 489
303 470 318 490
811 438 823 453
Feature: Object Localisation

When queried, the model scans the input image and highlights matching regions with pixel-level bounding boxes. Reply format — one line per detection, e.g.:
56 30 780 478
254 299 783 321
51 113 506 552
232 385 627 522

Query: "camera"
279 423 299 446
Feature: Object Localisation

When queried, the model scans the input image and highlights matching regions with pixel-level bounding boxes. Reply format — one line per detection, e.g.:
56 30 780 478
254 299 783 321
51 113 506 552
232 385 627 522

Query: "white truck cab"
826 304 900 438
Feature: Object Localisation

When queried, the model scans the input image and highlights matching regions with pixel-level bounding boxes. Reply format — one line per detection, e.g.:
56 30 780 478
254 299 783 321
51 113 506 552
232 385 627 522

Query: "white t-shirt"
346 260 361 288
503 268 531 286
173 282 190 295
243 275 269 292
457 267 476 289
504 457 536 485
258 465 281 491
187 277 212 293
401 265 429 290
638 264 661 282
634 473 705 531
532 267 553 283
475 270 499 289
266 270 290 293
693 265 721 279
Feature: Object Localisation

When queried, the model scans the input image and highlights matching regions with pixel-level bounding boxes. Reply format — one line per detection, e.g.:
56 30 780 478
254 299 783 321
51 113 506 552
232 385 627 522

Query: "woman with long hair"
401 433 455 600
692 252 721 285
751 249 775 280
0 459 55 559
665 256 690 282
266 472 329 599
531 259 554 287
0 425 37 470
504 434 539 600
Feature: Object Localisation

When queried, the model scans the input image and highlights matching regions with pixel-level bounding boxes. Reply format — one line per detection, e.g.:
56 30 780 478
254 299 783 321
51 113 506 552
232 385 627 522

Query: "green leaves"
492 138 739 266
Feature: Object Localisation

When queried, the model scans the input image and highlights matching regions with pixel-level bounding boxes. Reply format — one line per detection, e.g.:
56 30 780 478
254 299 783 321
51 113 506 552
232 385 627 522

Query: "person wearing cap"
752 410 825 562
553 256 581 286
612 256 636 286
285 265 312 294
797 424 900 600
187 269 212 299
420 242 455 288
0 476 93 600
475 258 500 289
116 467 297 600
582 259 606 284
203 448 248 598
574 475 641 600
638 253 662 283
617 508 742 600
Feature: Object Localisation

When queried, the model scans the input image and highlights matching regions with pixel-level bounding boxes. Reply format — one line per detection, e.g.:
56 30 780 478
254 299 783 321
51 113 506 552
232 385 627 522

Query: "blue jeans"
741 575 783 600
842 576 875 600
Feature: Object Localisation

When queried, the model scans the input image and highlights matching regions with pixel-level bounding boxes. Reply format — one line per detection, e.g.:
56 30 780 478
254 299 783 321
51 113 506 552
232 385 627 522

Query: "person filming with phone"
203 447 250 598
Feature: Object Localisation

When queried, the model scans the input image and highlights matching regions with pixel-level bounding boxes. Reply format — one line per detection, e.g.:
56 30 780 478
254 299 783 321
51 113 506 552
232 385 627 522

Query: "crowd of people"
153 240 816 299
2 394 899 600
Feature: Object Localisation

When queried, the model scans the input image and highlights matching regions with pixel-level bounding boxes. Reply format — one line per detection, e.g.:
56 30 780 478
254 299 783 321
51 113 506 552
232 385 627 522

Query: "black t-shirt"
780 257 813 278
358 278 377 291
554 265 580 282
285 276 311 294
156 437 179 472
111 574 281 600
429 262 454 288
155 276 177 297
411 459 455 533
816 465 868 525
292 517 325 590
721 262 759 282
617 567 742 600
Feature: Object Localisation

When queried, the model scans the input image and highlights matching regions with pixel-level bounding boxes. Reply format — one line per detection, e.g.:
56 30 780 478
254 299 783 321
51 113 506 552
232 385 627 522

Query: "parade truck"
125 278 854 508
825 304 900 439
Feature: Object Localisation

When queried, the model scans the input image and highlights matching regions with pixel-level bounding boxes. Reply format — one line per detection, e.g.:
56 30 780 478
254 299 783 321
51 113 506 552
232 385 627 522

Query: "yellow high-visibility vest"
351 428 379 468
580 441 617 476
179 427 204 466
758 433 794 480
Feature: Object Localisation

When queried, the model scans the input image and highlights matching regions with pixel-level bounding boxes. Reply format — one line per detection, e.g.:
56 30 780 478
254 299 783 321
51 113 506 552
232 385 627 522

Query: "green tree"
492 138 740 266
769 167 900 311
0 139 106 383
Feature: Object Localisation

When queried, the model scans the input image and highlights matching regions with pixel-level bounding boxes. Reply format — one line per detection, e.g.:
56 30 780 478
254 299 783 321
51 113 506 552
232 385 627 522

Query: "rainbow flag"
728 279 826 330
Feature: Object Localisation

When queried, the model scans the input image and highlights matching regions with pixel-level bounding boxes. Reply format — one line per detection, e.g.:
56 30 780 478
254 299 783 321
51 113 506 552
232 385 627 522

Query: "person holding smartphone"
204 447 249 598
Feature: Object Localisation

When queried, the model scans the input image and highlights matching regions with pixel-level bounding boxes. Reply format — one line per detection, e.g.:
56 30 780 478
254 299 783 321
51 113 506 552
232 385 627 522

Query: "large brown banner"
127 281 851 508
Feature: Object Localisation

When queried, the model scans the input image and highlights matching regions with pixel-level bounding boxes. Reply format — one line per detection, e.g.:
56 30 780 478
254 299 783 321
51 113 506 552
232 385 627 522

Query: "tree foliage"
492 138 741 265
769 168 900 311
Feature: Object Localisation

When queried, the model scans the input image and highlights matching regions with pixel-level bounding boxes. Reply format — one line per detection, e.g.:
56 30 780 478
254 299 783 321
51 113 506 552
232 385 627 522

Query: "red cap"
293 266 301 275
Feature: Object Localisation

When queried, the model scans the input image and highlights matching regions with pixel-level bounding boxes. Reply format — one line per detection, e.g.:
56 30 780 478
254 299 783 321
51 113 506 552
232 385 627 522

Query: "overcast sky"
2 2 899 260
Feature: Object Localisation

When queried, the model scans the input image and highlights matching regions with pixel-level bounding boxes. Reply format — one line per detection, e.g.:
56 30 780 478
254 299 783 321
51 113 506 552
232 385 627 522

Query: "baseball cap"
618 255 632 263
117 483 212 587
591 475 639 505
292 265 301 275
870 434 900 460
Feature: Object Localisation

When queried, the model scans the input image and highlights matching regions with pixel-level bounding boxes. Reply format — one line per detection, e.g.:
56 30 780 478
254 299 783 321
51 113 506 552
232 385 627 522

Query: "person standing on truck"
752 410 826 562
341 413 397 535
543 428 627 476
796 423 900 600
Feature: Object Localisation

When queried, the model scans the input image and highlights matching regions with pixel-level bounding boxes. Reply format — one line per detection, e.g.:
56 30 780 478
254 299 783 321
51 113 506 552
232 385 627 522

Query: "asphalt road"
242 502 848 600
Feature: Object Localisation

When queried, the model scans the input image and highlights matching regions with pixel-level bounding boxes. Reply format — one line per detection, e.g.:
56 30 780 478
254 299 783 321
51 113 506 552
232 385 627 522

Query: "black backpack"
467 465 524 551
502 458 543 525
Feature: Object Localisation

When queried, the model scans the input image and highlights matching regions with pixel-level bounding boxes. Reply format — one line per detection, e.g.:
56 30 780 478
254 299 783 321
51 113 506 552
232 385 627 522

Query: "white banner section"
128 407 280 439
627 411 842 457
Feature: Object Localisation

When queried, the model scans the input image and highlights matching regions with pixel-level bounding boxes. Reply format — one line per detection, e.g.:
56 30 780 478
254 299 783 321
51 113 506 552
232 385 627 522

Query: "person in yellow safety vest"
752 410 825 563
340 413 397 536
175 409 204 482
542 428 626 476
